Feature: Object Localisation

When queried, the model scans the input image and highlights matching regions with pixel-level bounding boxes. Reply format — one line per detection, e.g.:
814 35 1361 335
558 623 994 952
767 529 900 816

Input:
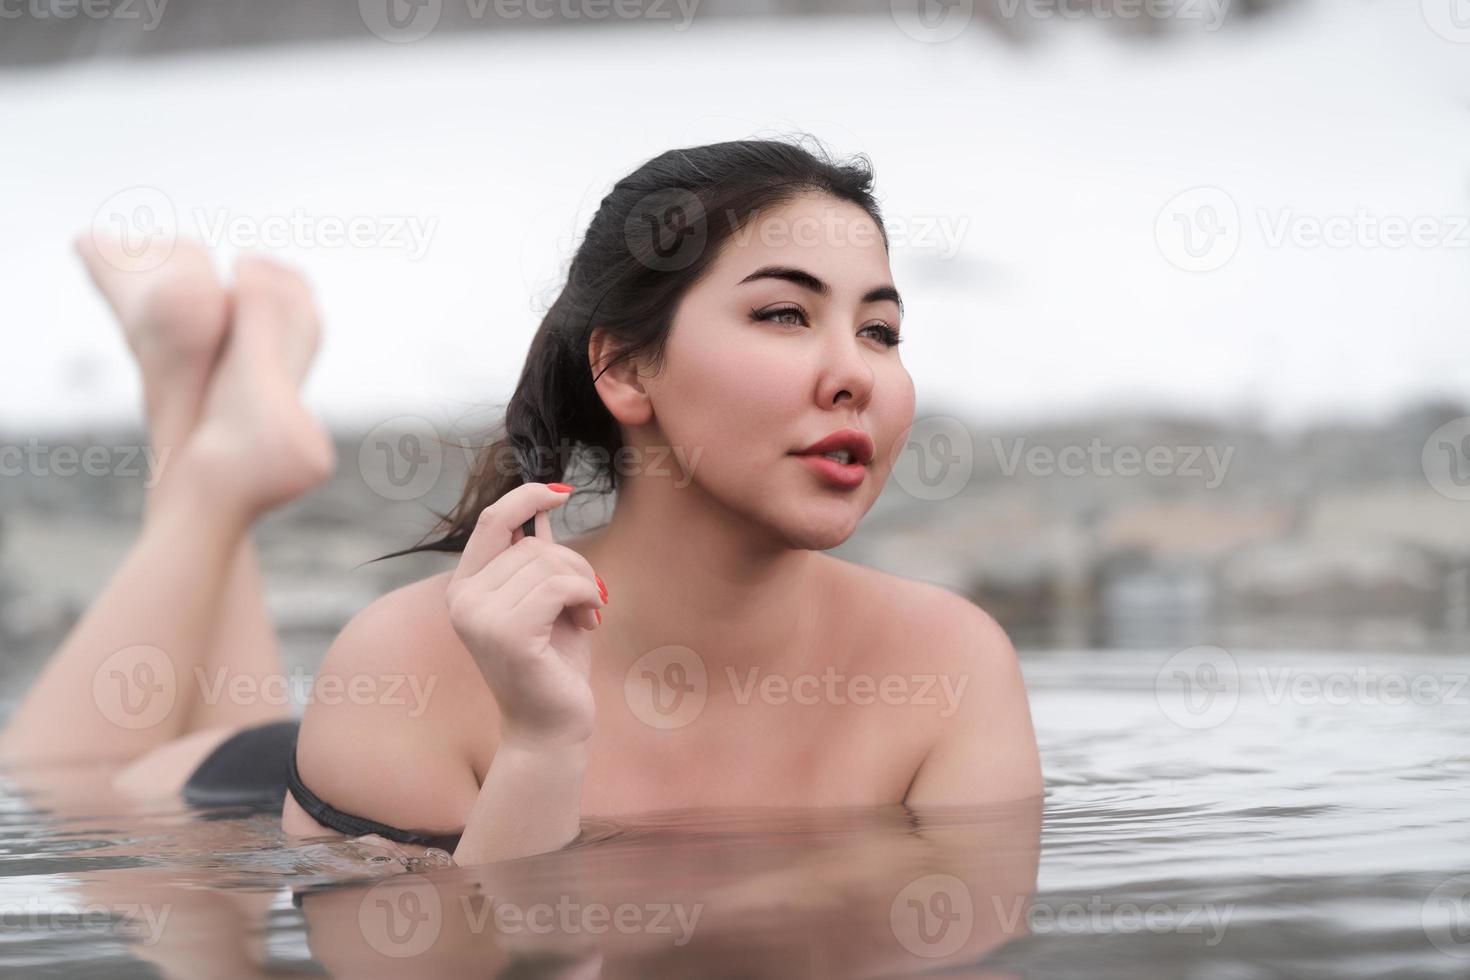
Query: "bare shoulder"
822 555 1016 672
315 570 466 675
822 558 1043 805
306 568 496 748
825 555 1040 802
289 570 490 836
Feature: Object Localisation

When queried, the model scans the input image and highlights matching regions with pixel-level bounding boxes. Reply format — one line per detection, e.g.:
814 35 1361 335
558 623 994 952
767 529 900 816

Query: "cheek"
872 364 917 475
657 325 805 448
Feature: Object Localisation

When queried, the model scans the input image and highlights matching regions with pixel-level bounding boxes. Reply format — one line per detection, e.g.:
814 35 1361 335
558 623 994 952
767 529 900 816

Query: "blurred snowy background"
2 0 1468 680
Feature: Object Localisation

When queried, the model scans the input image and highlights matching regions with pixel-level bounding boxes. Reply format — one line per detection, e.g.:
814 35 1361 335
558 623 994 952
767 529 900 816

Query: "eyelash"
750 305 903 348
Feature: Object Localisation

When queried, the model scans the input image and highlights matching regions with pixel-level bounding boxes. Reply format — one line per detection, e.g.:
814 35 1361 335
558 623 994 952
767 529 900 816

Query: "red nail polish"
595 574 607 601
594 609 602 625
548 482 574 493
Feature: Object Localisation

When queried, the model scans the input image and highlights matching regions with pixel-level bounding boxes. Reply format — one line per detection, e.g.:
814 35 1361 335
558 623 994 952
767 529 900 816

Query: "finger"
468 537 544 593
469 538 564 596
499 559 604 631
508 574 605 633
535 540 604 625
494 551 587 610
469 536 602 601
453 483 572 584
516 483 569 542
466 542 604 629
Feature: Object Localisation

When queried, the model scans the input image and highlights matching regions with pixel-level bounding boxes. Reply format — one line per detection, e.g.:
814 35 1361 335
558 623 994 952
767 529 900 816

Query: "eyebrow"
738 265 903 316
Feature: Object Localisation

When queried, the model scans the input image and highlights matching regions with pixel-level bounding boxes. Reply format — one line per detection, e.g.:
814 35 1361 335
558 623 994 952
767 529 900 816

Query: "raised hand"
444 483 607 748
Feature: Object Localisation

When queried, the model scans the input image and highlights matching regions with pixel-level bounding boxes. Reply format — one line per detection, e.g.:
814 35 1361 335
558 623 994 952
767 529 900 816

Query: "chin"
701 467 874 550
775 509 864 551
782 529 853 552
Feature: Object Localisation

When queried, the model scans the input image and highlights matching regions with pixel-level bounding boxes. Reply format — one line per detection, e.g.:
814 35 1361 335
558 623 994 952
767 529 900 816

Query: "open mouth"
790 427 874 488
791 451 867 488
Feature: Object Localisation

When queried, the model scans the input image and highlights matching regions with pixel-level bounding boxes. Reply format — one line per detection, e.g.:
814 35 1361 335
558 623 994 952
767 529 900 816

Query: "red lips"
792 428 875 465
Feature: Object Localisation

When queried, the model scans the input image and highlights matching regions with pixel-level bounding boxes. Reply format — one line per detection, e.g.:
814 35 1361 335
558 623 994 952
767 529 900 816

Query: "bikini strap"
285 737 461 851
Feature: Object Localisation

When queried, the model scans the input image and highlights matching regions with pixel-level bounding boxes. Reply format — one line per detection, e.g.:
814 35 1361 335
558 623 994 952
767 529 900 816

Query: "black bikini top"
285 738 463 853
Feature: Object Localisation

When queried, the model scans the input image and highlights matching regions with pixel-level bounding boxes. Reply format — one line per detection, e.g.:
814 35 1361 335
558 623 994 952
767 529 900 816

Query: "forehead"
709 193 893 289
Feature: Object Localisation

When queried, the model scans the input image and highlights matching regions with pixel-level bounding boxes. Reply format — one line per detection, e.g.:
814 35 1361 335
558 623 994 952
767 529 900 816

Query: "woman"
1 137 1042 869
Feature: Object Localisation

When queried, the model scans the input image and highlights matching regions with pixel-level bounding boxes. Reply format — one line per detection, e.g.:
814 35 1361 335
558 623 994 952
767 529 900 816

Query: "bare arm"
443 482 605 866
452 736 588 865
283 579 598 869
284 483 605 869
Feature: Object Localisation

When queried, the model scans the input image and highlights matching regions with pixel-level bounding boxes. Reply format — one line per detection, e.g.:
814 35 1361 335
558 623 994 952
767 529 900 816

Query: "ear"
588 327 653 426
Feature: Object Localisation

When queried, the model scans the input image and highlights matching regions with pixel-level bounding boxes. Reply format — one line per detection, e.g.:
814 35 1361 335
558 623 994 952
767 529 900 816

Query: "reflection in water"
291 802 1039 978
1 649 1467 978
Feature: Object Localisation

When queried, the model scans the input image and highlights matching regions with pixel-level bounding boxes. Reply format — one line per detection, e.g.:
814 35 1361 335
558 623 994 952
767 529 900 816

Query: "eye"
750 305 808 328
750 306 902 348
861 322 903 348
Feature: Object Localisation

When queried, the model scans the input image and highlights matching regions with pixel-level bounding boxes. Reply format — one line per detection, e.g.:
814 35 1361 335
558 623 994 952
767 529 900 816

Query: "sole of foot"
180 254 336 515
74 234 230 383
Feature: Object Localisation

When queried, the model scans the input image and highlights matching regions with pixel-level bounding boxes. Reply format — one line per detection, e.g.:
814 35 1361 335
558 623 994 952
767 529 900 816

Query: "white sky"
2 0 1467 435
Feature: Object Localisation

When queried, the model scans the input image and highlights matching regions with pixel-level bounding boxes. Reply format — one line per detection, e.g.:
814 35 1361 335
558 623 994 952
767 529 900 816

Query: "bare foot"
74 235 229 449
179 255 336 515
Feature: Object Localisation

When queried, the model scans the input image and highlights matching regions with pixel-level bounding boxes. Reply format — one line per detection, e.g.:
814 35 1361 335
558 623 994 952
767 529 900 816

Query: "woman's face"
645 191 916 551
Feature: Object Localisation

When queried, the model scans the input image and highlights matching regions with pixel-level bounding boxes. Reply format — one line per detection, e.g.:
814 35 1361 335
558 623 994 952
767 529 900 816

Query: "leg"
187 546 296 732
73 238 303 735
169 253 335 737
181 259 332 732
0 245 334 767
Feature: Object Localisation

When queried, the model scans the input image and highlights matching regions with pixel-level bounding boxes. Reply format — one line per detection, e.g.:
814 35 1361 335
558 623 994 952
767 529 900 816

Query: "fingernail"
594 609 602 625
595 573 608 601
548 482 574 493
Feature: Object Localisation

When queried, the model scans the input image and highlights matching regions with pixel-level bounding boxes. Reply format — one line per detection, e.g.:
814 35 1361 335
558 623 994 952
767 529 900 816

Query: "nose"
815 327 876 410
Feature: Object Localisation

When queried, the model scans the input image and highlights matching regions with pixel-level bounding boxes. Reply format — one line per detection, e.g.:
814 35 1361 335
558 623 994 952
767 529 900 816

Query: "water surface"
1 649 1465 978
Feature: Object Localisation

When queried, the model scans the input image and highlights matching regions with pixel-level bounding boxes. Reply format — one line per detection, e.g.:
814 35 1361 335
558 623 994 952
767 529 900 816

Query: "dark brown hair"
385 135 888 559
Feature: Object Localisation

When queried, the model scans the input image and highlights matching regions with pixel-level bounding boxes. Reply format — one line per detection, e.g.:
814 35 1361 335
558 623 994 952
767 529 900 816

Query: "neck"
582 468 824 675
